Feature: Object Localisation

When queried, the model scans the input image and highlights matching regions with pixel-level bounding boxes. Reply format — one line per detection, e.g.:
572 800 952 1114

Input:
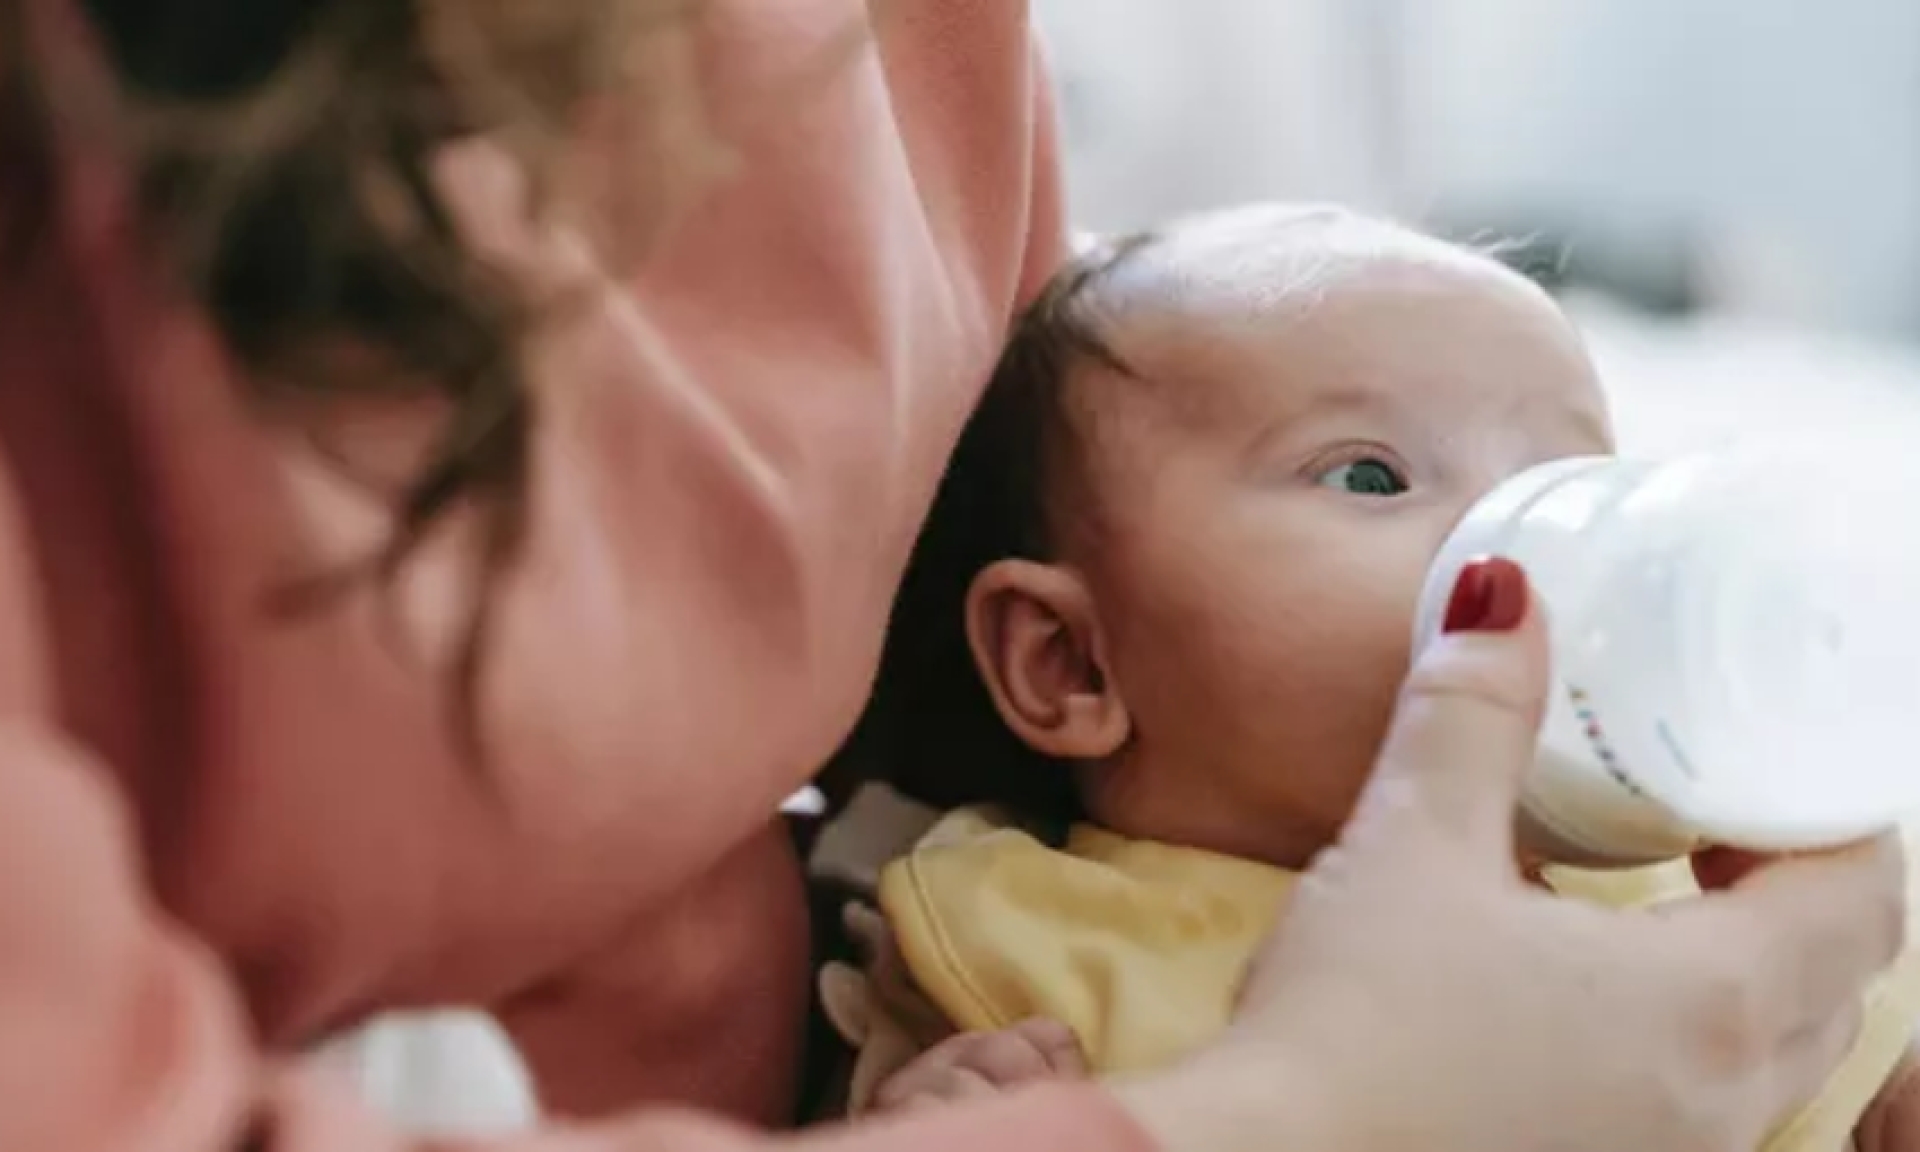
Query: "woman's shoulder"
493 0 1068 806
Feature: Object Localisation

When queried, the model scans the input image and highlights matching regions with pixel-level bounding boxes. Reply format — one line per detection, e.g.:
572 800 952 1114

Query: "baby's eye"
1316 457 1409 497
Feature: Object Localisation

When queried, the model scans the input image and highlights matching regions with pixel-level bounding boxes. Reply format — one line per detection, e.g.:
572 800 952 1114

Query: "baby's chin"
1090 799 1332 873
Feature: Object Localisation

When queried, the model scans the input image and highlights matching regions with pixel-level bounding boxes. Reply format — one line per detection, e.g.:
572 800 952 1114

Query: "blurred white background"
337 2 1920 1134
1038 0 1920 456
1040 0 1920 337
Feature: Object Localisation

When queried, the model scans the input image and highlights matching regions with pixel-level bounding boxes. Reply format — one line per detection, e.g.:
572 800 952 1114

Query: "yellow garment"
878 807 1920 1152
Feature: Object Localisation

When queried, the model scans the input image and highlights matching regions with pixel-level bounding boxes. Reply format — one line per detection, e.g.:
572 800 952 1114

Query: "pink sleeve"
0 661 1148 1152
0 746 1146 1152
1015 35 1070 308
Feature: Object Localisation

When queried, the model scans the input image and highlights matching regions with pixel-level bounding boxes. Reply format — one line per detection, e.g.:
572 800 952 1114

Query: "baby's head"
868 205 1612 868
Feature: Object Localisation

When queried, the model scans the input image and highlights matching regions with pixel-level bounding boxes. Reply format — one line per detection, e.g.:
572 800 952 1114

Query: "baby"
817 205 1920 1149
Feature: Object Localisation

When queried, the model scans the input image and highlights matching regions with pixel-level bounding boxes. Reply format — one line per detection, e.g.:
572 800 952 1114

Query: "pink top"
0 1 1156 1149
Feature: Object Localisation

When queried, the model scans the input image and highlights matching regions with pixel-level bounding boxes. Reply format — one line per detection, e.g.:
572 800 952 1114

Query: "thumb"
1345 556 1551 864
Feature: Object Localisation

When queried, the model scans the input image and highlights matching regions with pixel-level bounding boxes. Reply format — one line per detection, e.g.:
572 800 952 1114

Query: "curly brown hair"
1 0 727 754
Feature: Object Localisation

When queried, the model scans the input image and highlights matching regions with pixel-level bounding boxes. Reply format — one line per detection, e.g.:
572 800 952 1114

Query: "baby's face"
1074 216 1612 866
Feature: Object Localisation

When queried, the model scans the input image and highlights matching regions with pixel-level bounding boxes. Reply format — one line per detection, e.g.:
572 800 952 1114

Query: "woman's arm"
0 740 1150 1152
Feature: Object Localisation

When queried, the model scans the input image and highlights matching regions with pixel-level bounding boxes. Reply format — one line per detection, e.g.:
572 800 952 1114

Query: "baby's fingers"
873 1067 1000 1113
869 1020 1088 1115
964 1019 1088 1082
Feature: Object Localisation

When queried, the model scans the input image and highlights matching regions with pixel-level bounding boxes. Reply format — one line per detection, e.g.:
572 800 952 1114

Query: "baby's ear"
966 560 1130 761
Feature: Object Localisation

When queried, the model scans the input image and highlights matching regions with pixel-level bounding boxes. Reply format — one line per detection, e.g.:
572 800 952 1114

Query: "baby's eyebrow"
1234 386 1393 461
1290 384 1399 419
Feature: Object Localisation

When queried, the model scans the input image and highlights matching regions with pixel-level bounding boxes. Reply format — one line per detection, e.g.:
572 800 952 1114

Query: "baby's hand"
868 1018 1088 1114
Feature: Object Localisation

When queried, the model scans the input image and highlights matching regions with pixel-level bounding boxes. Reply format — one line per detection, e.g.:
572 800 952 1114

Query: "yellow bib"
878 808 1920 1152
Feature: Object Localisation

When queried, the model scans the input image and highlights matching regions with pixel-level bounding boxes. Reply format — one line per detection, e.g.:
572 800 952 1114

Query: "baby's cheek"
1222 592 1418 780
1105 530 1416 745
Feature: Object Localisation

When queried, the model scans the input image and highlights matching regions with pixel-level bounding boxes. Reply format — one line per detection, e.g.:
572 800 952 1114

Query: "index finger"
1346 557 1551 866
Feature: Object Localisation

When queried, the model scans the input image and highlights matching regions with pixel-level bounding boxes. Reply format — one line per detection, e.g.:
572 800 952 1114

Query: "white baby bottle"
1413 448 1920 867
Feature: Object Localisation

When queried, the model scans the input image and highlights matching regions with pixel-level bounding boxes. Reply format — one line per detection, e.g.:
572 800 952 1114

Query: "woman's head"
857 205 1612 864
2 0 717 745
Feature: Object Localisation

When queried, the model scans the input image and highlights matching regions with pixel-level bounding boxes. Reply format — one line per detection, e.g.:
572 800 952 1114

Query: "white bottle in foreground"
1414 450 1920 867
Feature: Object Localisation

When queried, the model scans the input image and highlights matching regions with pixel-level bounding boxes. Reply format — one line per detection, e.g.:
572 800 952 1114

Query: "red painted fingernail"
1442 556 1529 634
